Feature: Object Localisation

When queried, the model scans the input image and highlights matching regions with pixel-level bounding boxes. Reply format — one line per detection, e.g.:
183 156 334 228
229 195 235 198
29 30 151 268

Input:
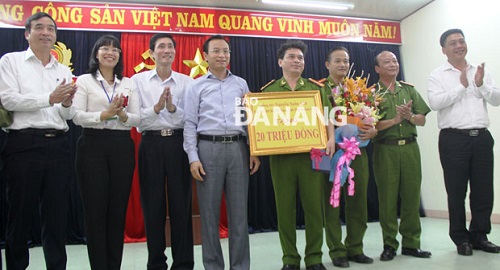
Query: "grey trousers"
197 140 250 270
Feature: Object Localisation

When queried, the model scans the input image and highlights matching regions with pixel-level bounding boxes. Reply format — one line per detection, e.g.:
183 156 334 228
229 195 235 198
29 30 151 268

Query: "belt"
142 129 183 137
82 128 130 136
198 134 246 143
441 128 488 137
379 136 416 146
9 128 66 138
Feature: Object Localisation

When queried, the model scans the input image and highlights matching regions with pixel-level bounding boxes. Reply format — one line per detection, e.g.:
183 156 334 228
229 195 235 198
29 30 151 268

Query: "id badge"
104 117 118 128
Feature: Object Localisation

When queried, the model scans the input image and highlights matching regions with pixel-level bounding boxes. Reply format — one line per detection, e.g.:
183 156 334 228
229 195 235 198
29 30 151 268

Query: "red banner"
0 1 401 44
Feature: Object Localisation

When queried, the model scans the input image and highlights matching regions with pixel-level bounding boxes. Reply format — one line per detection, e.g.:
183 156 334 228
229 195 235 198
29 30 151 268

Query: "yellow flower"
349 102 364 114
329 72 385 125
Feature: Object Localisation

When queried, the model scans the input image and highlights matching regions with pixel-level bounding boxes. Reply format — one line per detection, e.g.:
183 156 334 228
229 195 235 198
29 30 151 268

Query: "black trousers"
3 132 71 270
439 129 494 245
138 133 194 270
75 129 135 270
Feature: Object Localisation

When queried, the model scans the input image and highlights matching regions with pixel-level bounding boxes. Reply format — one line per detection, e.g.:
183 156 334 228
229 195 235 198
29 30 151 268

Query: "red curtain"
120 32 150 242
120 33 229 242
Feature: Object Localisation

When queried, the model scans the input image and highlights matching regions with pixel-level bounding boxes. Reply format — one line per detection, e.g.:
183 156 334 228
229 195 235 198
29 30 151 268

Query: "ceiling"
91 0 435 21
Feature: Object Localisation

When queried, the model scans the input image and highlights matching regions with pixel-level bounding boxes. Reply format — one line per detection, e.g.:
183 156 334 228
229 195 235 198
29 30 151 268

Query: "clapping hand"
475 62 485 87
154 86 171 114
396 100 413 121
50 79 77 107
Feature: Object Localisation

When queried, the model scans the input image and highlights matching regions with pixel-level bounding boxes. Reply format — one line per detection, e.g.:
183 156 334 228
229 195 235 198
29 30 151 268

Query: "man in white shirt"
428 28 500 256
132 33 194 269
0 12 77 270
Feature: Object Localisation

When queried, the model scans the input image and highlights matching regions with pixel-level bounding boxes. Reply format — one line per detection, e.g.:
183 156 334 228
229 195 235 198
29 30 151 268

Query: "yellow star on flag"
183 48 208 78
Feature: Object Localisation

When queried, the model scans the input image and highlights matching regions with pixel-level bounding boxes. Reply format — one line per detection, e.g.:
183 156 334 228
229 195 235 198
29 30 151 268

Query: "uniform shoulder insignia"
260 79 275 91
399 80 414 87
318 78 327 83
308 78 324 87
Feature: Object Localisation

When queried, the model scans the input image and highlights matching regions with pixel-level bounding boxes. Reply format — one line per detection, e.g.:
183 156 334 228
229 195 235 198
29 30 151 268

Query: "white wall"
401 0 500 222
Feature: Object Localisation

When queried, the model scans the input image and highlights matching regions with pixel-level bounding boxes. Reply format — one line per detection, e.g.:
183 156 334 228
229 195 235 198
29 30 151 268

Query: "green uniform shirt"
374 81 431 142
262 77 330 265
321 76 337 109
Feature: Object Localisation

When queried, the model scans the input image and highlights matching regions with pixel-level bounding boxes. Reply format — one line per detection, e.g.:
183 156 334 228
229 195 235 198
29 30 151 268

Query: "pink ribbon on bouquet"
330 136 361 207
310 148 326 170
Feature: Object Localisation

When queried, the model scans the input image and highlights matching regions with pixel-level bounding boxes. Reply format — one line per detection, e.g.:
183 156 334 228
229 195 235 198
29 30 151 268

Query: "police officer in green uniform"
322 46 376 268
373 50 432 261
261 40 335 270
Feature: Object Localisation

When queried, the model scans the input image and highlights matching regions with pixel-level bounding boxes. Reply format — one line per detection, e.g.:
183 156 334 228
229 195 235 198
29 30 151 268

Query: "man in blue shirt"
183 35 260 270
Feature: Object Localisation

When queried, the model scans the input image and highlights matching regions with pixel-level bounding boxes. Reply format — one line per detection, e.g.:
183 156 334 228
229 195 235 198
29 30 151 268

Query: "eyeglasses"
209 49 231 55
99 47 121 54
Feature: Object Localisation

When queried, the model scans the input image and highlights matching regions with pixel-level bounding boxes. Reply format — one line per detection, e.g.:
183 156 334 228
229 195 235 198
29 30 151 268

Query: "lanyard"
100 80 117 104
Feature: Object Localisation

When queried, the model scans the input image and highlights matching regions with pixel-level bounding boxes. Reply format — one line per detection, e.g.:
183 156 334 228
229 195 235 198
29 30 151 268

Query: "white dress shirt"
132 69 193 132
428 61 500 129
73 71 140 130
0 48 74 131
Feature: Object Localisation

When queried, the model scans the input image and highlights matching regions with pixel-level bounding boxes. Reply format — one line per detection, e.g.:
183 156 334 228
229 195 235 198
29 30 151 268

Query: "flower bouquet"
330 72 385 127
326 70 385 207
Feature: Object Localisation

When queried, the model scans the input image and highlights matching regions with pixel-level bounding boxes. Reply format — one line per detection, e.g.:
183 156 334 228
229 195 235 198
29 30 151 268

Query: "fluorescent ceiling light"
260 0 354 11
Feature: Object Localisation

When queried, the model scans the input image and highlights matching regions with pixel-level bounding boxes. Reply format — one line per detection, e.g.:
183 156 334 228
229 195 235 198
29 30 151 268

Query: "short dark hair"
25 12 57 33
149 33 176 51
203 35 230 53
87 35 124 80
440 29 464 47
326 46 349 62
277 40 307 59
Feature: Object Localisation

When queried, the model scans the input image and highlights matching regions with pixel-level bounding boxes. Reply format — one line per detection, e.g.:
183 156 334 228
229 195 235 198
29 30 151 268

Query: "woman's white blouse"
73 71 140 130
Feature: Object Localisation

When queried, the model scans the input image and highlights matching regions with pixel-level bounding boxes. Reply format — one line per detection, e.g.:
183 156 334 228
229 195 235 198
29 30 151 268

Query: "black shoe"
281 264 299 270
306 263 327 270
332 257 350 268
347 253 374 264
472 240 500 253
380 245 396 261
401 247 432 258
457 242 473 256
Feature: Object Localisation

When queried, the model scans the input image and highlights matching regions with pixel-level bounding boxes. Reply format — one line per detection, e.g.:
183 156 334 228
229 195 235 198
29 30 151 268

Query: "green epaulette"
260 79 275 91
399 80 414 87
308 78 324 87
